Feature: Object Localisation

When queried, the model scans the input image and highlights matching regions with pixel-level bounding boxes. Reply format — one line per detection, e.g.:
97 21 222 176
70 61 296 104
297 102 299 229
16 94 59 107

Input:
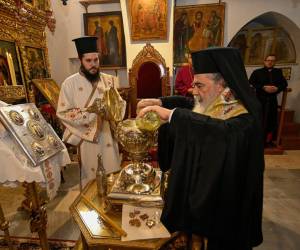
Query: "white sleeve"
56 80 99 142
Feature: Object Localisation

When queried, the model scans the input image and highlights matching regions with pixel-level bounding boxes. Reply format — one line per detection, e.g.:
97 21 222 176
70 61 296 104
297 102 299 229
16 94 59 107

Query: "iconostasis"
0 0 54 104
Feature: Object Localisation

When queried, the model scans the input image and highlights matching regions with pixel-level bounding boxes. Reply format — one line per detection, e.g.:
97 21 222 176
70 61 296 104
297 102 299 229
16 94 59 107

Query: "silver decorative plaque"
0 103 64 166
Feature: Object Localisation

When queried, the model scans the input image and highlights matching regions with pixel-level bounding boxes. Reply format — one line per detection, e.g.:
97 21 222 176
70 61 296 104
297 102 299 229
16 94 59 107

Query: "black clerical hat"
72 36 98 56
191 48 219 74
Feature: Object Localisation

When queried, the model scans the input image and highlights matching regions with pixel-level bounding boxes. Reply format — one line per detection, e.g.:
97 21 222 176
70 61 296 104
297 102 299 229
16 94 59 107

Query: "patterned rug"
0 234 200 250
0 237 76 250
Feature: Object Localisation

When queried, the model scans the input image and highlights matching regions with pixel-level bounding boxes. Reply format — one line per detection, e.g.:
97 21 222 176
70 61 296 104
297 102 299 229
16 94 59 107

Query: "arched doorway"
228 12 298 66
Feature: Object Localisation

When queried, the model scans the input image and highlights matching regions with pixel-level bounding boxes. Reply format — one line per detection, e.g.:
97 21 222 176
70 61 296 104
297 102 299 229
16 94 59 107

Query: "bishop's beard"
80 65 100 83
193 92 219 114
193 95 205 113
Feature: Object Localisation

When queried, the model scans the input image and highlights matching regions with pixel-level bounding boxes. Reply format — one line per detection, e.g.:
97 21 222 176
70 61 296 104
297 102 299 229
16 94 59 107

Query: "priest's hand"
136 98 162 114
137 105 171 122
263 85 278 93
86 98 106 115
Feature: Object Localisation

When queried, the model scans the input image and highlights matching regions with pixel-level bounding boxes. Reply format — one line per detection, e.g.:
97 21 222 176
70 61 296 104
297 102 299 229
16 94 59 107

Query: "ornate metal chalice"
116 115 158 194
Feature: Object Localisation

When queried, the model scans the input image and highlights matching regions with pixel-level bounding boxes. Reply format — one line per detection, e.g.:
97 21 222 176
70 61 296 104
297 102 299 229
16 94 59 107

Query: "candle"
6 52 17 86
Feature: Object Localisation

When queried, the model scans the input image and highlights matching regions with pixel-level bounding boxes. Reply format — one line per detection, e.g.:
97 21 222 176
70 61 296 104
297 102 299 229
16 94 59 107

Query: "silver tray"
0 103 64 166
107 167 164 207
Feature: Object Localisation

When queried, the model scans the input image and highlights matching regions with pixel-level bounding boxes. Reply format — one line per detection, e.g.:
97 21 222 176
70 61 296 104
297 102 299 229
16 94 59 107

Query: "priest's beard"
80 65 100 84
193 91 220 114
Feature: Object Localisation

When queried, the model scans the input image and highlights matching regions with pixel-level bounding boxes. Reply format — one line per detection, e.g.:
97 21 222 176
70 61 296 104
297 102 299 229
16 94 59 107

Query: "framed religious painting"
246 28 275 65
228 29 248 62
274 28 296 64
229 27 296 66
24 46 48 79
128 0 168 41
280 67 292 80
31 78 60 110
0 40 24 86
83 11 127 69
173 3 225 65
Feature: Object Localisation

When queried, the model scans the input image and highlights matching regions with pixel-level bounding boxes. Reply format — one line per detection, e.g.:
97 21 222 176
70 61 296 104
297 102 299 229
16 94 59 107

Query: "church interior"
1 0 300 249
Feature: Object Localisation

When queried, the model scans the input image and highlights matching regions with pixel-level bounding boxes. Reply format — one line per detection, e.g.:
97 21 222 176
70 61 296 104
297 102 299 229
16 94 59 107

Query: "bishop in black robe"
155 48 264 250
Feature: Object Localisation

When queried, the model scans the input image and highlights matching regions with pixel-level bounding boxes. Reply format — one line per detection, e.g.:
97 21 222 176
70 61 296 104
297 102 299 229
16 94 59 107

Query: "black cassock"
249 67 287 141
158 96 264 250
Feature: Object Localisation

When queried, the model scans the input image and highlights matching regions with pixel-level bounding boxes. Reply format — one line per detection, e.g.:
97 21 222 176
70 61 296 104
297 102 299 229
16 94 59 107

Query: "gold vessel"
116 118 157 194
107 112 164 206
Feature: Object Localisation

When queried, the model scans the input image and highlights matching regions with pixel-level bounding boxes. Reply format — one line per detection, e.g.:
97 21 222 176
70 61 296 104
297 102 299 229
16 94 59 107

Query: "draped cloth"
175 65 194 96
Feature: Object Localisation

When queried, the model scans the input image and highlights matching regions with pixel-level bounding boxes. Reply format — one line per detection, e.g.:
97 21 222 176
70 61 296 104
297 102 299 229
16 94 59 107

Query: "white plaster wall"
46 0 300 121
46 1 125 85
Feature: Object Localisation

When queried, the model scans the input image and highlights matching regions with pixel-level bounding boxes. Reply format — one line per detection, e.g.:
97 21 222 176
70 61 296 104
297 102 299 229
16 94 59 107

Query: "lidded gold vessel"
115 112 161 194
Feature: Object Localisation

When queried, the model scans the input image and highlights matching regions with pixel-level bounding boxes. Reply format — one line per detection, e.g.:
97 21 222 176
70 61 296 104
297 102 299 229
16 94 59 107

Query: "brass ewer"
116 112 161 194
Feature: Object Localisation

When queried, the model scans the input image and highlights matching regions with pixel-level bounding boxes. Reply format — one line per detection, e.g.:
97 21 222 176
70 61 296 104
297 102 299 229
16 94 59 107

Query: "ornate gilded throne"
128 43 170 117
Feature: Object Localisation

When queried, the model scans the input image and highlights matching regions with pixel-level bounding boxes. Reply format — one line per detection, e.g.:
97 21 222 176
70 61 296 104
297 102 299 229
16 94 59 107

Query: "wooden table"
70 180 176 250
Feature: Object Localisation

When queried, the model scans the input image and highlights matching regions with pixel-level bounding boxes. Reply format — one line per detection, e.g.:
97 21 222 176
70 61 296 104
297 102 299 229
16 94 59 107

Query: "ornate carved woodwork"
0 85 26 103
0 0 51 103
129 43 170 117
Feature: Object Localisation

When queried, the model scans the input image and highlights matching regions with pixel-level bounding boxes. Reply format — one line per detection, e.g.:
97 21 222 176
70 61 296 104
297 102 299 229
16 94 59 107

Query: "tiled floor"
256 151 300 249
0 164 80 243
1 151 300 249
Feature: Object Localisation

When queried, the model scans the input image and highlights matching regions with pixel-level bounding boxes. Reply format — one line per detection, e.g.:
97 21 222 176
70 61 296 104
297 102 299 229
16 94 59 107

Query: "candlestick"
6 52 17 86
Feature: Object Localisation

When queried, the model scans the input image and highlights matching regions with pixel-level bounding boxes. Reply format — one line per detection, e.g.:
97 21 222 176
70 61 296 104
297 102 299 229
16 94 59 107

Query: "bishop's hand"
136 98 162 114
137 105 171 122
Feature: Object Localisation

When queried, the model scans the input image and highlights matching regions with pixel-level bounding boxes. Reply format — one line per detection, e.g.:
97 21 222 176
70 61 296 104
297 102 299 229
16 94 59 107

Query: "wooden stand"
265 88 292 155
0 203 13 250
70 180 177 250
24 182 49 250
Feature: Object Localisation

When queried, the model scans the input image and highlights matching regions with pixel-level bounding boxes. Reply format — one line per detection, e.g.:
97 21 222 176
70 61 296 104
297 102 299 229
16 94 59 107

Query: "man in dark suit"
249 54 288 147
